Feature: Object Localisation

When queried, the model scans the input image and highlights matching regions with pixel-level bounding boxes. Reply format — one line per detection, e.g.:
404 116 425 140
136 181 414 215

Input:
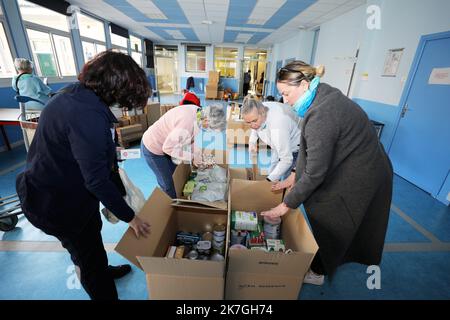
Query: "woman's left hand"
261 202 290 218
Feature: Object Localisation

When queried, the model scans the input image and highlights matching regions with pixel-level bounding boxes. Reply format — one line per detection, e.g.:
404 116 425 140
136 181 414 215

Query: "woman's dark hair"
78 50 151 110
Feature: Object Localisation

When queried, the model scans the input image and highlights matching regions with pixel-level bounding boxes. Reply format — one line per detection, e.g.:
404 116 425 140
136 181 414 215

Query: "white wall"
313 5 366 95
266 30 315 96
353 0 450 105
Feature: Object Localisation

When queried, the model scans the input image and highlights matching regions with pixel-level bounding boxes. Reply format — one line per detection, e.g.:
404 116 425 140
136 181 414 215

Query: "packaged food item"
187 249 199 260
229 244 247 250
266 239 286 252
183 180 196 197
165 245 177 258
174 245 185 259
230 229 248 245
176 231 201 246
247 222 265 248
231 211 258 231
264 216 281 240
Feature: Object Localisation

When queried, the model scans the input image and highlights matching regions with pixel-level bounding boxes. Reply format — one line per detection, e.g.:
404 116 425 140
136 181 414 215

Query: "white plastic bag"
191 182 228 202
101 168 146 224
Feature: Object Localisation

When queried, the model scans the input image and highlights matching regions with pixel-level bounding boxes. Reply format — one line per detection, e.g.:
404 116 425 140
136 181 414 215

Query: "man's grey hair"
241 95 268 116
14 58 33 72
202 104 226 131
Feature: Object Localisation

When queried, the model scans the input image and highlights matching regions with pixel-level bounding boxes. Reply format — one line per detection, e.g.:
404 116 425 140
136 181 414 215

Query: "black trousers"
310 251 327 275
49 213 118 300
243 83 250 96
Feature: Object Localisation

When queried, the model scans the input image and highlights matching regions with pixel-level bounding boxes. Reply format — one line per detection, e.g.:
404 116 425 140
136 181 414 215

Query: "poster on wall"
382 48 404 77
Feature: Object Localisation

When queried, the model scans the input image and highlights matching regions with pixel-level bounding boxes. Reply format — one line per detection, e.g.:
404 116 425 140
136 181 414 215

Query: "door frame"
388 31 450 153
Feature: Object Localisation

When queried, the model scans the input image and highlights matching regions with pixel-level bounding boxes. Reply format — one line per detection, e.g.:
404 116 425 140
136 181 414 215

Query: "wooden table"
0 108 21 151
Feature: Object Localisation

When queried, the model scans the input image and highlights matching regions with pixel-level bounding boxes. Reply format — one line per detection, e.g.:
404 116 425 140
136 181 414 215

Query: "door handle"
400 103 413 118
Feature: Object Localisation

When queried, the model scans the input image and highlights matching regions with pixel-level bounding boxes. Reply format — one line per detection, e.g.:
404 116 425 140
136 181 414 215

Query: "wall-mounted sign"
429 67 450 85
382 48 404 77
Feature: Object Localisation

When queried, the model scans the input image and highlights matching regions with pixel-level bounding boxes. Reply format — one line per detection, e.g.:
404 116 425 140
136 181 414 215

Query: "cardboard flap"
227 249 314 277
230 179 283 212
137 256 224 278
283 209 318 255
115 188 174 269
172 198 227 210
173 163 191 198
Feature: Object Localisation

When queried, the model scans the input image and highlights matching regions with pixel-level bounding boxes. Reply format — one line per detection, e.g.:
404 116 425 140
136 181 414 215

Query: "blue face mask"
292 76 321 117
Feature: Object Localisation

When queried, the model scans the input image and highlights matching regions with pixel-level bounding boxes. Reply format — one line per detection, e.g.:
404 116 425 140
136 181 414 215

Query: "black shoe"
108 264 131 279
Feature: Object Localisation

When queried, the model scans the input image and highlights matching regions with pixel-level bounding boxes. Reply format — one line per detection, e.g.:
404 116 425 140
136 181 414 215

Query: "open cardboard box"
115 188 228 300
172 149 230 211
225 179 318 300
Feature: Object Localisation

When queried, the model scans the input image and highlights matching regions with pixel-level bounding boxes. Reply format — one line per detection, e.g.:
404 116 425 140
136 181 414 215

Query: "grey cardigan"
284 83 393 275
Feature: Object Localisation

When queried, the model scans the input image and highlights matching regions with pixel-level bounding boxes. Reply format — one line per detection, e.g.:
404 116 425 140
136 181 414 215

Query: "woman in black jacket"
16 51 151 300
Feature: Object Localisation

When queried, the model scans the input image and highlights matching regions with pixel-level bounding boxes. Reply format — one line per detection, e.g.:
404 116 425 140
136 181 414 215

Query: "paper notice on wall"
429 68 450 85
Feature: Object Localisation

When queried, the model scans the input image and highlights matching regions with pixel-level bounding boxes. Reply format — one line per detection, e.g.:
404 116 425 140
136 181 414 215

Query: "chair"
14 95 44 151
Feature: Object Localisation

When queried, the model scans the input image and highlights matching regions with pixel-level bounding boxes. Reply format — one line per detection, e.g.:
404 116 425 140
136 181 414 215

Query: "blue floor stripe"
0 251 147 300
299 252 450 300
392 175 450 242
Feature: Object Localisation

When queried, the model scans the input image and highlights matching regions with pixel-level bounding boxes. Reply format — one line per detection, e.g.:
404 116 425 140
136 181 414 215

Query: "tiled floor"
1 95 449 300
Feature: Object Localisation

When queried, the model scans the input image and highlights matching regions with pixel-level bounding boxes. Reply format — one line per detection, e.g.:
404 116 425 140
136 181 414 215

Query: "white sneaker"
303 269 325 286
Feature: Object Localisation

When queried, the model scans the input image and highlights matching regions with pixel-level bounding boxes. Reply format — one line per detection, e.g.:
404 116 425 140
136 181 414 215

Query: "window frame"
185 45 206 73
77 11 108 63
129 34 143 67
24 21 77 81
0 13 18 86
214 47 239 79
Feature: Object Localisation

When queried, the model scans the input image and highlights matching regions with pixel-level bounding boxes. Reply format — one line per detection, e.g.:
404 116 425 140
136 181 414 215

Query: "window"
77 13 107 62
186 45 205 72
0 22 15 78
130 35 142 67
110 26 128 54
18 0 69 32
214 47 238 78
78 13 105 42
19 0 77 77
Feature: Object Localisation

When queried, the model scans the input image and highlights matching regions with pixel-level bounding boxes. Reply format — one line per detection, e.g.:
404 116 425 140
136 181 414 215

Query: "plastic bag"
195 165 227 183
191 182 228 202
101 168 146 224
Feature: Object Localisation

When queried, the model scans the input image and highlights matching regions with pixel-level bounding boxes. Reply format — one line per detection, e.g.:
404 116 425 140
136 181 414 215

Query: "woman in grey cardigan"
262 61 393 286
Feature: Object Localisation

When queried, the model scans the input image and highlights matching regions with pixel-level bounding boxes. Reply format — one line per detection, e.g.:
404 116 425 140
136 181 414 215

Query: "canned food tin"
264 216 281 240
213 224 226 237
187 249 199 260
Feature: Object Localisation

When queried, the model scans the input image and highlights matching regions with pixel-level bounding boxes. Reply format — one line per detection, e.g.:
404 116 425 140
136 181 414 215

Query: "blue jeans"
141 142 177 198
282 151 299 180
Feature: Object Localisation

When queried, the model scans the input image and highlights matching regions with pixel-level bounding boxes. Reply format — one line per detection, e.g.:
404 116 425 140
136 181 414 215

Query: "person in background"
180 91 201 107
243 70 251 96
141 104 226 199
262 61 393 286
12 58 52 110
241 95 301 182
16 51 152 300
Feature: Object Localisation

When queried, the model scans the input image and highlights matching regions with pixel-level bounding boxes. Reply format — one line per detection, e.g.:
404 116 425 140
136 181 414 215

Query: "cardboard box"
208 71 220 84
160 104 177 117
206 84 218 99
117 117 130 127
144 102 161 127
172 149 230 211
225 179 318 300
115 188 228 300
116 124 143 148
226 119 250 146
